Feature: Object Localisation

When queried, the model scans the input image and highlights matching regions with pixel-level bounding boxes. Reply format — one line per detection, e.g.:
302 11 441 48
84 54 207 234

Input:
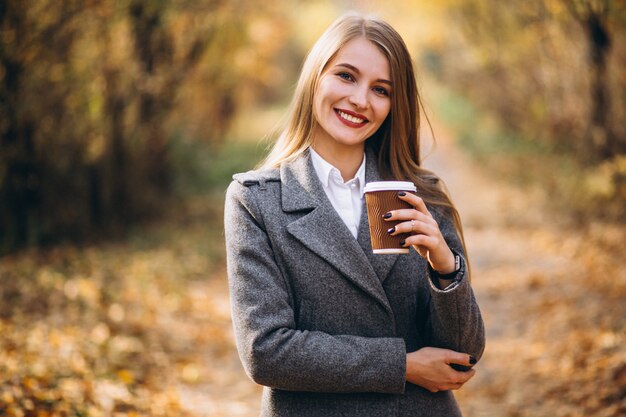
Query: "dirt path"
424 123 626 417
179 124 626 416
422 124 562 415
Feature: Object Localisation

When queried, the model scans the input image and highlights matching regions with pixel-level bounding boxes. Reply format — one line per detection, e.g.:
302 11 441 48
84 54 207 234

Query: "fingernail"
399 239 406 246
398 191 406 196
469 356 477 365
387 227 395 234
383 212 392 219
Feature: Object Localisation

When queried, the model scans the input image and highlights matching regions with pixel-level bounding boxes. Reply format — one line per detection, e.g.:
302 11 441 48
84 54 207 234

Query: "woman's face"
312 36 392 156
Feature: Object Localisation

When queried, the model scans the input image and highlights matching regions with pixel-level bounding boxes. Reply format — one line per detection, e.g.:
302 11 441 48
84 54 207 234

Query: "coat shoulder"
232 168 280 187
226 168 282 212
225 168 282 228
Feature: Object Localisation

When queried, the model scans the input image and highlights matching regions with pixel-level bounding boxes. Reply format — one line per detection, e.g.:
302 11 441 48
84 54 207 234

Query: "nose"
349 85 369 110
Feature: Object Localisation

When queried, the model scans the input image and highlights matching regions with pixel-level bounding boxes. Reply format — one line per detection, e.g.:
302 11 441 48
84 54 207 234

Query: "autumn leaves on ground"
2 1 625 416
1 130 624 417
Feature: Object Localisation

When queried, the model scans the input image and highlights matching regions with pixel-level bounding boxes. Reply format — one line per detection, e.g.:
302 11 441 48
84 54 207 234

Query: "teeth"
338 110 365 124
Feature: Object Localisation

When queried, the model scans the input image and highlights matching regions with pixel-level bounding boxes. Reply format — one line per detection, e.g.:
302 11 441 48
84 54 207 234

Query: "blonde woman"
224 12 485 417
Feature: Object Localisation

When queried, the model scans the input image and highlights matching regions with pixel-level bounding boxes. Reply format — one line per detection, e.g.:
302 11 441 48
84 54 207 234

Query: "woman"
224 12 485 417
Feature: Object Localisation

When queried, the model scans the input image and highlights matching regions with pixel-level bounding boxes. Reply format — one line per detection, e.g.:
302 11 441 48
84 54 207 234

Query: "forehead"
328 37 390 77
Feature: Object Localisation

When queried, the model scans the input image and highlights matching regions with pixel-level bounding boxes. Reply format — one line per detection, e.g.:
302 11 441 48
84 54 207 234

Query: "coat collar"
280 148 399 316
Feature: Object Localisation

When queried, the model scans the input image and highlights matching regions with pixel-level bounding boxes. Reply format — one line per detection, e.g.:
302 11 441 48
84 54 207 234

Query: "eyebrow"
335 63 392 86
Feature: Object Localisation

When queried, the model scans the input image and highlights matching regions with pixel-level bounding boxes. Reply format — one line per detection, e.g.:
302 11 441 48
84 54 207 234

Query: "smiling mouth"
335 109 368 125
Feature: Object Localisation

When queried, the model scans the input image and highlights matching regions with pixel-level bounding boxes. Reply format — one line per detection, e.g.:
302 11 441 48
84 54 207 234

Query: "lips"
334 109 369 127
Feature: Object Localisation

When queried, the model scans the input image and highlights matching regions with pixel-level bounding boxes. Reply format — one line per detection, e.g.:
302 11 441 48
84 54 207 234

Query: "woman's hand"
406 347 476 392
384 192 455 273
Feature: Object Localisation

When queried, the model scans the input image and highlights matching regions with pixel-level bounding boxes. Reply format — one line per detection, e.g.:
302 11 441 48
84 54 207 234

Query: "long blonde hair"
260 12 469 262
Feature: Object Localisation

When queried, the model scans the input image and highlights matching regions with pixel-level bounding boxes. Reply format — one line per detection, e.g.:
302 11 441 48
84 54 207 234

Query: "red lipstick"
334 108 369 127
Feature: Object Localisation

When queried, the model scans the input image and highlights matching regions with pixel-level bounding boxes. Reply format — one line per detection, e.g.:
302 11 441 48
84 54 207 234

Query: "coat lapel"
281 149 393 315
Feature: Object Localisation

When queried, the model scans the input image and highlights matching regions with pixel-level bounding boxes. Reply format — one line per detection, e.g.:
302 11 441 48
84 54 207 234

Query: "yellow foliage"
585 154 626 198
181 364 200 384
117 369 135 385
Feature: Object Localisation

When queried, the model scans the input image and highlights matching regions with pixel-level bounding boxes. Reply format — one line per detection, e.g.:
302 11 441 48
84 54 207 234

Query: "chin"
335 138 368 148
331 131 370 146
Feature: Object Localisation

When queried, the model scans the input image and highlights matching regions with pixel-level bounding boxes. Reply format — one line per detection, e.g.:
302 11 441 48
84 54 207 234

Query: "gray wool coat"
224 148 485 417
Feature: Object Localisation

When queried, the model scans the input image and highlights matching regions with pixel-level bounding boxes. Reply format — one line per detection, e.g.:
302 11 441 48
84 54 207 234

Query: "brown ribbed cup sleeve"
364 191 415 253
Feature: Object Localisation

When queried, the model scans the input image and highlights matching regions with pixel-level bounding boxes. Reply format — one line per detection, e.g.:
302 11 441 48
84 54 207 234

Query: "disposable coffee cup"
364 181 417 254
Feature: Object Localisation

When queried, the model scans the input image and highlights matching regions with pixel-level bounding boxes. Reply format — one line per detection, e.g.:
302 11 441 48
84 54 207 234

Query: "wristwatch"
431 250 463 281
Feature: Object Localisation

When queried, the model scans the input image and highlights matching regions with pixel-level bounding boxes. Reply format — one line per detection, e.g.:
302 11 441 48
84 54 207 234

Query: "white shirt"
309 148 366 239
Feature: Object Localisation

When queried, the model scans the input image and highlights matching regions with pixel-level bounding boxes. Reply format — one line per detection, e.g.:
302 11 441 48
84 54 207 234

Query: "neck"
311 143 364 181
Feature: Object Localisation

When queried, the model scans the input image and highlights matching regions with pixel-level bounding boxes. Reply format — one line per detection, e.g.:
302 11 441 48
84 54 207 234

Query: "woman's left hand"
384 192 455 274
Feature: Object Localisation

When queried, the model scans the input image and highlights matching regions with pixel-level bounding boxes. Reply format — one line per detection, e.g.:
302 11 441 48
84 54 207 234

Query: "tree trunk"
0 4 40 248
103 66 130 228
586 12 612 159
130 1 173 196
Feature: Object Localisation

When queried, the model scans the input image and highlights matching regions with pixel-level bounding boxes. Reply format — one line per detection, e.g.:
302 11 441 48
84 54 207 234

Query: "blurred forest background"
0 0 624 416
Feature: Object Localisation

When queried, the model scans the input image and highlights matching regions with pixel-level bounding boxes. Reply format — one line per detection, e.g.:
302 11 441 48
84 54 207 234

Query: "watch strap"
430 251 463 281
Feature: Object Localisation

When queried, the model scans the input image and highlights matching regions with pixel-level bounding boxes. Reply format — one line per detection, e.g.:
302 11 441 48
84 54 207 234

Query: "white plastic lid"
363 181 416 193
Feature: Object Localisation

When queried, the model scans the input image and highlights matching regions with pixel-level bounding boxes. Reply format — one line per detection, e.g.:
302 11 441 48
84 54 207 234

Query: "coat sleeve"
224 180 407 393
424 208 486 363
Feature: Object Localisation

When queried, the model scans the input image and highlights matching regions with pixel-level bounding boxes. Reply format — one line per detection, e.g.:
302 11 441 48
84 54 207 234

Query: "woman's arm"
224 180 407 393
423 209 485 363
385 193 485 359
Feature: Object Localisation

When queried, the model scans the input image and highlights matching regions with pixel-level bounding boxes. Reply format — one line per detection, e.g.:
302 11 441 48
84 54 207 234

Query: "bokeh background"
1 0 625 416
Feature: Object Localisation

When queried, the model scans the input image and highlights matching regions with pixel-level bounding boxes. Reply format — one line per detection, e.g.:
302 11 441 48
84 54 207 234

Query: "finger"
448 354 477 375
383 208 430 221
449 382 465 391
456 368 476 383
440 377 469 391
387 217 432 236
449 363 473 372
397 192 432 218
442 381 463 391
450 354 477 368
446 369 475 387
400 234 438 249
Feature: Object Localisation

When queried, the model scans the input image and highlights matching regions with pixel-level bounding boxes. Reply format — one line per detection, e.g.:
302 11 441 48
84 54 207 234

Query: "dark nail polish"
387 227 395 234
398 191 406 196
450 363 471 372
399 239 406 246
469 356 477 365
382 212 392 219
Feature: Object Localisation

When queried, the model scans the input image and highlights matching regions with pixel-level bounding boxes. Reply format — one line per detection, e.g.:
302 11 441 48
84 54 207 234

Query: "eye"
373 86 390 96
336 71 354 82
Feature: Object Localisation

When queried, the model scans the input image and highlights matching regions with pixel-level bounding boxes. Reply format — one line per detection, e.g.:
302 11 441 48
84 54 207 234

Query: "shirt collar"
309 147 366 194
